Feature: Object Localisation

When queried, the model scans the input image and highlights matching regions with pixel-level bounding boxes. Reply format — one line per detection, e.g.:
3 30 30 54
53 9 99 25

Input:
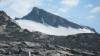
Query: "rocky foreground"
0 11 100 56
0 33 100 56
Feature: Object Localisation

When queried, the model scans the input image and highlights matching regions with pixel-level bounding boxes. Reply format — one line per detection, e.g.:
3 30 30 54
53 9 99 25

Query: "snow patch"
15 19 94 36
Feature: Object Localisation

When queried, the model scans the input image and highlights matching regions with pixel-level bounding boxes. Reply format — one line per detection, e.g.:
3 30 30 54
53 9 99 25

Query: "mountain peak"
14 7 96 36
22 7 82 28
33 7 40 10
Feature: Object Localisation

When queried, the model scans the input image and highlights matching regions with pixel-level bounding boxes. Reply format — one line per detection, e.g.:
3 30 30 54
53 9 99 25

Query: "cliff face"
0 11 11 25
0 11 9 32
0 11 21 33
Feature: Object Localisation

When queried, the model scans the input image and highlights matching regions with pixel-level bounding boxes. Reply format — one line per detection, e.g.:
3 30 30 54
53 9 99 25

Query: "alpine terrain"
0 7 100 56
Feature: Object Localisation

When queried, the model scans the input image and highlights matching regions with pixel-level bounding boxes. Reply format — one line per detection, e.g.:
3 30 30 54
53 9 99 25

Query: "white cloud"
47 0 53 2
86 15 95 19
0 0 42 18
86 4 100 14
86 4 94 8
61 0 80 7
91 7 100 13
58 8 68 13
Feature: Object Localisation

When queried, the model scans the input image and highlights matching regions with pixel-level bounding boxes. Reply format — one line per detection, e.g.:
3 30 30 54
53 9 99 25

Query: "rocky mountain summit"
15 7 95 36
0 11 100 56
22 7 95 31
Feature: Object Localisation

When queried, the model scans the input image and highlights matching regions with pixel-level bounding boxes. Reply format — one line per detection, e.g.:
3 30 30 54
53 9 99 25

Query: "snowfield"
16 19 94 36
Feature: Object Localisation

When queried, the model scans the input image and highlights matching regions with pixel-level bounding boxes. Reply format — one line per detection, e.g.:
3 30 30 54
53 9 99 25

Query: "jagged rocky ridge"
0 11 100 56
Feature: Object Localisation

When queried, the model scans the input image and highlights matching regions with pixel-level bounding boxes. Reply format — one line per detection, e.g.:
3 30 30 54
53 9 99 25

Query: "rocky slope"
0 11 100 56
0 33 100 56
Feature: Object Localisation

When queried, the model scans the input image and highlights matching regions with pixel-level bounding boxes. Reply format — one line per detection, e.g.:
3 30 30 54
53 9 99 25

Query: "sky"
0 0 100 33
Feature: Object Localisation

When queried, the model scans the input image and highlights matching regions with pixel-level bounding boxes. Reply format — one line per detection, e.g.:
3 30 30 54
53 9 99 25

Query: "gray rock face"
0 11 11 25
0 11 11 32
0 11 100 56
0 11 21 33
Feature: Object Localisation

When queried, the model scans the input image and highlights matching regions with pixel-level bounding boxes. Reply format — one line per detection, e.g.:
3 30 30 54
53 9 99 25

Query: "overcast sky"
0 0 100 33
